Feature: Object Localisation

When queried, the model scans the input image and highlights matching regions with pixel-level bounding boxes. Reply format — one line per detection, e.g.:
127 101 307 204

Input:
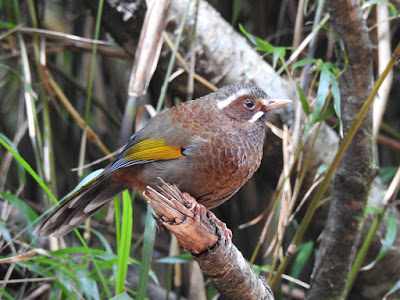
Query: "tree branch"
307 1 375 298
144 180 274 300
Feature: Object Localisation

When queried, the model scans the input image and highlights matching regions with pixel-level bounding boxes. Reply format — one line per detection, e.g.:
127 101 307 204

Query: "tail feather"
34 175 125 237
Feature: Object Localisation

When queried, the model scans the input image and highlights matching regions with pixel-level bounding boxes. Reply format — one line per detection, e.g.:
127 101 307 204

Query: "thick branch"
145 180 274 300
308 1 375 299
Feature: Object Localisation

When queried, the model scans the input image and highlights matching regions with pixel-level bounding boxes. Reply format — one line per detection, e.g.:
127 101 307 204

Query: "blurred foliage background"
1 0 400 299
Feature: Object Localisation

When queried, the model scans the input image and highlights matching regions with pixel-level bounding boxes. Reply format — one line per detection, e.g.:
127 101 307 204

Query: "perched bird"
34 84 291 237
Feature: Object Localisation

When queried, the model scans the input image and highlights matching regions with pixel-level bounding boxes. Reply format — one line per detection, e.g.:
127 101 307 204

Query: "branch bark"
144 180 274 300
307 1 375 299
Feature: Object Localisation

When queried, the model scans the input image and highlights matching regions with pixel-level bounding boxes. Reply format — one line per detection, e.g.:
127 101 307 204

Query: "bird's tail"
34 173 125 237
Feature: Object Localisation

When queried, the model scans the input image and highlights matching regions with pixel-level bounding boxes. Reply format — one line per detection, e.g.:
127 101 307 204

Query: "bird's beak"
260 98 292 112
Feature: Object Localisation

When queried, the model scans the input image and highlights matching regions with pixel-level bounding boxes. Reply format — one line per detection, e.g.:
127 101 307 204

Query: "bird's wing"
106 135 184 174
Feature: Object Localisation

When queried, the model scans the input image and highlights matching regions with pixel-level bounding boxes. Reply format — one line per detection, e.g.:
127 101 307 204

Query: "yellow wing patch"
123 137 184 162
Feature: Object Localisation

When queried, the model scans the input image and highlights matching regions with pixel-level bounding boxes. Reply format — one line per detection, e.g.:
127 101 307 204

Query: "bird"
34 84 291 237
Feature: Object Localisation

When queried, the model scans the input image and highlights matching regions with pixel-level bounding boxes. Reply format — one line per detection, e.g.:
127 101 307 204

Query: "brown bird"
34 84 291 237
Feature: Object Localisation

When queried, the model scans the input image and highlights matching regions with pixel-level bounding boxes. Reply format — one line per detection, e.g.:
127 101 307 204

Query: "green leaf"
0 220 12 243
156 254 194 264
2 192 38 234
231 0 241 26
361 215 396 271
383 280 400 299
297 84 310 115
51 246 123 263
0 135 57 204
82 226 115 255
110 292 134 300
0 287 14 300
290 241 313 280
0 21 13 29
388 3 397 16
116 190 134 294
0 133 26 185
292 58 318 73
316 164 329 176
272 47 285 68
77 269 101 300
137 205 157 299
364 205 383 215
239 24 258 46
328 71 342 137
380 166 398 183
313 104 335 123
18 261 75 298
312 63 330 121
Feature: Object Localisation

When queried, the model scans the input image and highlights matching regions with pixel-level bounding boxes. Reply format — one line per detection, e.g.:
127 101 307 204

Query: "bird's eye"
243 100 255 110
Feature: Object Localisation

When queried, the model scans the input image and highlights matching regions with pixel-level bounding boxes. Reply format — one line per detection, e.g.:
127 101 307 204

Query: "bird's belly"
138 134 264 209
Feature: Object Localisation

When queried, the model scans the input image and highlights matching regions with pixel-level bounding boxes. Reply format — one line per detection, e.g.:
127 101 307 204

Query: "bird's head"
215 84 292 123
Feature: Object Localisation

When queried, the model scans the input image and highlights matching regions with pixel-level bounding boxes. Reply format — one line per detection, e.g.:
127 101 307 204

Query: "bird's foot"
206 210 232 245
182 192 232 244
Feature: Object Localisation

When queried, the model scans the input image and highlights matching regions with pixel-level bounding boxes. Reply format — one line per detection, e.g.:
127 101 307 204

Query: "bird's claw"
182 192 232 244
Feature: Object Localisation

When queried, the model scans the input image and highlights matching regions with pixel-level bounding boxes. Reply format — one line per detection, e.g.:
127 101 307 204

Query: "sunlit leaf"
388 3 397 16
239 24 258 45
254 37 274 54
364 205 383 215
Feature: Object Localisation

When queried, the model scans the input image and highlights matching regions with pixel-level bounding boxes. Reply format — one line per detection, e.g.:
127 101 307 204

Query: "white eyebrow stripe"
248 111 264 123
217 89 251 109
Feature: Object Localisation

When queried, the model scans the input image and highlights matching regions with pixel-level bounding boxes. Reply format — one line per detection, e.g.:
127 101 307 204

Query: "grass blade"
136 205 157 299
116 190 134 294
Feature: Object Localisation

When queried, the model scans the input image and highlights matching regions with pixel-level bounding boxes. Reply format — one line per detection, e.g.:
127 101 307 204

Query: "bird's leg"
182 192 232 244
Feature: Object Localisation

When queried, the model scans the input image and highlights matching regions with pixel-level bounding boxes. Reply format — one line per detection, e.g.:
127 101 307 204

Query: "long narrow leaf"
1 192 38 234
0 132 26 185
0 135 57 204
297 84 310 115
383 280 400 300
136 205 157 299
311 63 330 122
328 71 343 137
116 190 134 294
361 215 397 271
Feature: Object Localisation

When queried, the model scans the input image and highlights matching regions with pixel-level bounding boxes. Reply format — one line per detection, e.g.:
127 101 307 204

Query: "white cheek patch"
248 111 265 123
217 89 251 110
